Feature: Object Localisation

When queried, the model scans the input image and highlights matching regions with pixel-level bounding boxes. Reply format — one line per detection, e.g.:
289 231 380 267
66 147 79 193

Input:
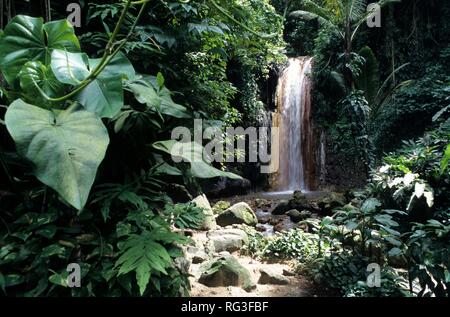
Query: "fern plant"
163 203 205 230
115 227 187 296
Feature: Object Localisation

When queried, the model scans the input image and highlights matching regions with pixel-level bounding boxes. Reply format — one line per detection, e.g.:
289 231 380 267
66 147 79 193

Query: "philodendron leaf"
50 50 134 118
0 15 80 84
51 50 90 85
153 140 242 179
5 99 109 210
76 75 124 118
19 61 64 102
89 52 136 80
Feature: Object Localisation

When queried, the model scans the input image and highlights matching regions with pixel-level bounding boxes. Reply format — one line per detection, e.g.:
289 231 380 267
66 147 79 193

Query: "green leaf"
441 144 450 175
36 225 57 239
49 272 68 287
4 274 25 287
374 214 399 227
41 244 66 258
51 50 90 85
156 72 165 87
114 229 184 295
361 198 381 213
50 50 133 118
89 52 136 80
0 15 80 84
153 140 242 179
384 236 402 247
345 221 359 231
19 61 64 101
0 272 5 293
76 74 124 118
5 99 109 210
388 247 403 257
127 82 190 119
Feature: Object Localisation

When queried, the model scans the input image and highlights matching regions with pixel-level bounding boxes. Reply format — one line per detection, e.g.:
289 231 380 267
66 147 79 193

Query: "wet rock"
286 209 302 222
192 194 217 230
212 201 231 215
287 209 312 222
174 257 191 274
198 256 256 291
207 228 249 253
271 201 290 215
254 198 271 210
317 192 346 215
258 267 290 285
288 190 311 211
216 202 258 227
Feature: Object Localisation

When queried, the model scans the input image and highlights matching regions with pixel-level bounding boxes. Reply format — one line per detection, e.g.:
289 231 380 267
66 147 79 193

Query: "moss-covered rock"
216 202 257 227
192 194 217 230
212 200 231 215
198 256 255 291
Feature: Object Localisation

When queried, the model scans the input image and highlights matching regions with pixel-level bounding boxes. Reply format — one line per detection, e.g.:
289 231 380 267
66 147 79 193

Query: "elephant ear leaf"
50 49 133 118
19 61 64 102
0 15 80 84
5 99 109 210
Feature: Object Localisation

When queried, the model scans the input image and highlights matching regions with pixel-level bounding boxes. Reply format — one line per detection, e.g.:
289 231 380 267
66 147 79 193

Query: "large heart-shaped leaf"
51 50 90 85
5 99 109 210
0 16 80 84
19 61 64 101
89 53 136 80
76 75 124 118
153 140 241 179
51 50 134 118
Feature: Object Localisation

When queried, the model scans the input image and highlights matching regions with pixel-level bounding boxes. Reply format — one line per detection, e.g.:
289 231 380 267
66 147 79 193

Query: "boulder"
288 190 311 211
212 200 231 215
287 209 312 222
216 202 257 227
198 256 256 291
192 194 216 230
254 198 271 210
271 201 290 215
184 245 210 264
317 192 346 215
286 209 302 222
207 228 249 253
258 267 290 285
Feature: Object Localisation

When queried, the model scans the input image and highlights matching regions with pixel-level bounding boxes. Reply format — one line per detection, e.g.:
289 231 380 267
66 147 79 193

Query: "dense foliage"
0 0 448 298
0 0 284 297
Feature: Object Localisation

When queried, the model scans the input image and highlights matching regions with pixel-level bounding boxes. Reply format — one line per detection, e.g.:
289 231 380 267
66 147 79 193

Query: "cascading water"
271 57 317 192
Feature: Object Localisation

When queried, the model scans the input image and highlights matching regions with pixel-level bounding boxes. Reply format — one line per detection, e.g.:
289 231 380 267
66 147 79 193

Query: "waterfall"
271 57 317 192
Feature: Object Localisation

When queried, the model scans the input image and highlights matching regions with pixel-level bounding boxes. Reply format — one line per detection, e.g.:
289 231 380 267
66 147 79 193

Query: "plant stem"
37 0 148 104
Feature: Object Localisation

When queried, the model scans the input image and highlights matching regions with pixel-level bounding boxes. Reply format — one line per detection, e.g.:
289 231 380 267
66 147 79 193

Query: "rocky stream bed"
179 191 346 297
